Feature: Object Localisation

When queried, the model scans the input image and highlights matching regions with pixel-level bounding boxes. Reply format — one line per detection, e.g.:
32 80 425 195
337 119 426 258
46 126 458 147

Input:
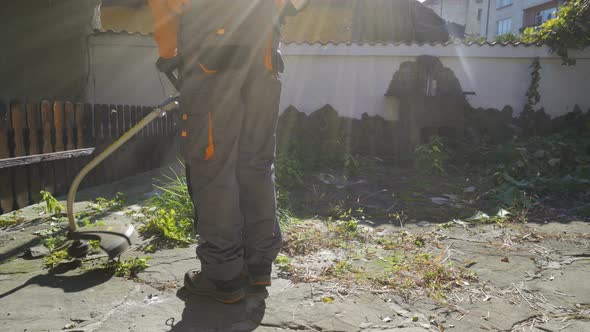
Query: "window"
535 7 557 25
496 0 513 9
496 18 512 35
477 9 482 21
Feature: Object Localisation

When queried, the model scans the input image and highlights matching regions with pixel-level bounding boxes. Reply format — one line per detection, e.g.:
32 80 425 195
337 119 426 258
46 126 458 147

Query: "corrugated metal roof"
93 29 152 37
92 29 544 47
280 40 545 47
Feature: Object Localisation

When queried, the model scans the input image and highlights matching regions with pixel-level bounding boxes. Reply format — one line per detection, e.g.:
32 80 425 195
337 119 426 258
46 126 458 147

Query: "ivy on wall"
522 0 590 65
524 57 541 113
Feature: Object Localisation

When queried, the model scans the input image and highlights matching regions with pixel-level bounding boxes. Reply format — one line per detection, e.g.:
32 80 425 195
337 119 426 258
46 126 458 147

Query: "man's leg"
181 70 246 282
238 67 283 284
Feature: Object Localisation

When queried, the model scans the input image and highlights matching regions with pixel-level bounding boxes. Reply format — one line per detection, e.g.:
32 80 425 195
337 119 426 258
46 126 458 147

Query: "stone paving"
0 168 588 332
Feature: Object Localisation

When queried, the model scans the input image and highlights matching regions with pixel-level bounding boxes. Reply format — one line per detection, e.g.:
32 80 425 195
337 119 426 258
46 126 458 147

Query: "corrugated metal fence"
0 100 177 214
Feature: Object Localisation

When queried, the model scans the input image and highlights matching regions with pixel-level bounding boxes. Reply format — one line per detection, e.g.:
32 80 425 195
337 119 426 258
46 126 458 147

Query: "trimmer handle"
164 70 180 91
156 56 181 91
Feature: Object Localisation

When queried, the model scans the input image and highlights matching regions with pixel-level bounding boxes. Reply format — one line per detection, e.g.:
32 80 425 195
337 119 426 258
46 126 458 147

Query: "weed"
388 210 408 228
344 153 360 175
141 244 156 253
321 296 335 304
40 191 64 215
148 169 194 224
89 240 101 251
93 192 127 212
43 250 70 268
276 151 304 189
275 254 294 274
102 257 151 278
42 235 66 251
327 201 346 219
0 210 25 227
326 260 355 277
277 204 295 226
137 167 195 248
277 189 295 226
414 136 448 175
140 209 193 246
281 220 330 256
464 209 519 226
482 130 590 211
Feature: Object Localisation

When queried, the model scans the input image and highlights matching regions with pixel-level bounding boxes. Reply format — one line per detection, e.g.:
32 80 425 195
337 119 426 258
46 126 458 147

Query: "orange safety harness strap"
205 112 215 160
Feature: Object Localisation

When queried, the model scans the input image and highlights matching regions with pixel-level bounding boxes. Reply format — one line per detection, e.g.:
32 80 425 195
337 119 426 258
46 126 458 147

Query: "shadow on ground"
168 287 268 332
0 261 113 299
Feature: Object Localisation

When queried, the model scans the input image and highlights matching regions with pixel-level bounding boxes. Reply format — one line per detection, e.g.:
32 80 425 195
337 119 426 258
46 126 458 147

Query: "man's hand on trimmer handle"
156 56 181 91
156 56 179 74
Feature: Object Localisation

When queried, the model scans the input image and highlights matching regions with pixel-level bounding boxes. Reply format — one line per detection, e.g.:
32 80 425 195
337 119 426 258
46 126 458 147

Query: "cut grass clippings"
279 219 477 302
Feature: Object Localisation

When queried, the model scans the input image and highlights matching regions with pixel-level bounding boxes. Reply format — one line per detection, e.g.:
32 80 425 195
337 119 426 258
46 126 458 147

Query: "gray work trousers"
178 0 283 281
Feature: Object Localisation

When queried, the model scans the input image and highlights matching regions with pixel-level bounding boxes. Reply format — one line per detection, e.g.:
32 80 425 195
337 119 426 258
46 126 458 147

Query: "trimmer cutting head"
68 224 138 259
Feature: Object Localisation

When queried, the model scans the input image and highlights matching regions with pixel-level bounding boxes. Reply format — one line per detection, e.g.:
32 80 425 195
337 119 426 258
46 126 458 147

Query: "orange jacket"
148 0 288 59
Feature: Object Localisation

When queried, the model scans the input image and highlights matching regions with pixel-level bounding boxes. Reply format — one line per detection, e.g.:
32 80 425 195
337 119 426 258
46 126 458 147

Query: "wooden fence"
0 100 178 214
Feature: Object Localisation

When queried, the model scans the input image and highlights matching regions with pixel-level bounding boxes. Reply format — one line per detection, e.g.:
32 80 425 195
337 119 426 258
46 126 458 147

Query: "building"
0 0 99 101
422 0 487 36
100 0 451 43
480 0 564 39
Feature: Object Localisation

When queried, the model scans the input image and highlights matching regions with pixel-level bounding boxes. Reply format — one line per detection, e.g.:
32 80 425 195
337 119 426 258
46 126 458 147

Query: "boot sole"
184 284 246 304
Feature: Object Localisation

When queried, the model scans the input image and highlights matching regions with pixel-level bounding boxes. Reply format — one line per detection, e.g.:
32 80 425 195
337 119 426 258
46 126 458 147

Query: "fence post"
27 103 42 203
64 102 76 188
40 101 55 194
0 102 14 214
11 101 29 209
75 103 90 189
117 105 137 178
53 101 67 194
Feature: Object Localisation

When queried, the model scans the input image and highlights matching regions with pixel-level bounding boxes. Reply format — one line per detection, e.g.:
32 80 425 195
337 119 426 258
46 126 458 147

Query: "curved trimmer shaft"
66 96 179 257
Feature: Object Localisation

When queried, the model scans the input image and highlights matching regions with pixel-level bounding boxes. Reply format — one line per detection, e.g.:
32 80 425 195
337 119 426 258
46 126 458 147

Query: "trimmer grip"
156 56 181 91
164 70 180 91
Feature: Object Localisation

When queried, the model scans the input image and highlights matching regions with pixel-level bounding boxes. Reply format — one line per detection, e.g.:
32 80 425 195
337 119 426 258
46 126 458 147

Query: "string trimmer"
66 69 180 259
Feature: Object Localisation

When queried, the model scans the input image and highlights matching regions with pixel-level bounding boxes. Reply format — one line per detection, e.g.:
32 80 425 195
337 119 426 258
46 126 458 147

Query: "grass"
135 167 195 249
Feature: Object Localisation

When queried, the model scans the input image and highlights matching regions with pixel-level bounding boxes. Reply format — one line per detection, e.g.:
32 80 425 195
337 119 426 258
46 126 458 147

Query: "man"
147 0 307 304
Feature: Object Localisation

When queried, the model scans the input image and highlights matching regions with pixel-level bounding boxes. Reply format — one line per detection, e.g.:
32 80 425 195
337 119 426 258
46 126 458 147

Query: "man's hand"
156 56 180 75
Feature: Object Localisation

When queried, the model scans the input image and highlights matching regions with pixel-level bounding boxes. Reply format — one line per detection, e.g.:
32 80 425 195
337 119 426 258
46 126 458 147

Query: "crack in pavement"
145 257 195 268
72 284 141 332
259 322 323 331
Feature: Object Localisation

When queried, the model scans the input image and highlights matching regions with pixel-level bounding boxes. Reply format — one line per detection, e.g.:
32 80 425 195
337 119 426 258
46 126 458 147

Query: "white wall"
280 54 412 120
87 33 590 119
86 33 176 106
280 43 590 119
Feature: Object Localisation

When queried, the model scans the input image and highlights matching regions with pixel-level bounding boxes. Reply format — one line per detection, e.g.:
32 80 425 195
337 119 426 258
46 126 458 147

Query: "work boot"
247 265 272 287
183 269 245 304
